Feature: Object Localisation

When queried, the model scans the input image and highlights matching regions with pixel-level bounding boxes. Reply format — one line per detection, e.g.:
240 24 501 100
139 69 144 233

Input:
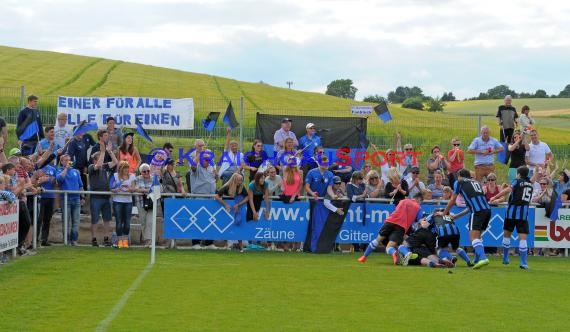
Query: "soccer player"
358 192 424 265
443 168 492 269
427 208 474 267
489 166 534 269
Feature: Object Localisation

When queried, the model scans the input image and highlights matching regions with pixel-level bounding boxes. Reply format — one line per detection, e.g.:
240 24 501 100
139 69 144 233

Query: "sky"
1 0 570 100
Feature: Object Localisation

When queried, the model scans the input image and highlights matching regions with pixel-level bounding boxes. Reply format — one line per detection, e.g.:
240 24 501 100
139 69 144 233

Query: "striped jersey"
506 178 533 220
453 178 491 213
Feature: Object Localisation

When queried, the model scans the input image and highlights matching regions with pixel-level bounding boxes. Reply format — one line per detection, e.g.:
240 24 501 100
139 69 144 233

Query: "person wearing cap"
57 154 85 246
116 132 141 175
298 123 322 153
54 112 73 149
16 95 44 156
105 116 123 150
407 166 426 199
323 176 346 215
273 117 298 153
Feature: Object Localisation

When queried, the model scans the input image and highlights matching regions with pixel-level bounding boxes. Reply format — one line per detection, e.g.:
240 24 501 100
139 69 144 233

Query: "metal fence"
2 86 569 159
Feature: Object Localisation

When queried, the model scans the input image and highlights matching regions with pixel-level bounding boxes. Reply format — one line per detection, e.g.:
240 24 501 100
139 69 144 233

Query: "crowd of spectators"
1 95 569 264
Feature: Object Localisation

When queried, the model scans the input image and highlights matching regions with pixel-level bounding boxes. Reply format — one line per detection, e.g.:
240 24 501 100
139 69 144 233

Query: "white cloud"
1 0 570 99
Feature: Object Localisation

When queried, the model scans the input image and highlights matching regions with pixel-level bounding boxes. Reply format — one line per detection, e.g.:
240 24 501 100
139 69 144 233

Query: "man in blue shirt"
36 126 65 165
57 154 85 245
467 125 504 183
298 123 322 154
33 162 57 246
303 155 334 252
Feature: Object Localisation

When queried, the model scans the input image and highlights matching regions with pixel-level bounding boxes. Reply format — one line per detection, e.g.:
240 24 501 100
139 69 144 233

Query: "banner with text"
164 199 541 247
0 202 19 251
57 96 194 130
533 208 570 248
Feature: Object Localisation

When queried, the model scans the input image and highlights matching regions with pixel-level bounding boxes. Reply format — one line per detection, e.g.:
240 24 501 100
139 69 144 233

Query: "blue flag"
549 193 562 222
374 101 392 123
136 119 153 143
17 119 39 141
202 112 220 132
222 101 239 129
73 120 98 136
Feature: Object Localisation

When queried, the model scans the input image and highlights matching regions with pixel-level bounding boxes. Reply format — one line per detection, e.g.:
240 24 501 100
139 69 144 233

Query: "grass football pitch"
1 247 569 331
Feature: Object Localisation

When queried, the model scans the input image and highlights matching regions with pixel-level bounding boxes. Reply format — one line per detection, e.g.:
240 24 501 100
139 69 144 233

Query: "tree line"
325 79 570 112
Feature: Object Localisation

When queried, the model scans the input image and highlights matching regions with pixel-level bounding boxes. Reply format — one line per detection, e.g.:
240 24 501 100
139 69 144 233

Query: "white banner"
57 96 194 130
534 208 570 248
351 105 373 117
0 201 19 251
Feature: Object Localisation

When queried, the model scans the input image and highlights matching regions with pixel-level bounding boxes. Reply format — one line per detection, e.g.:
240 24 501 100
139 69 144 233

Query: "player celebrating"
489 166 534 269
358 192 424 265
427 208 474 267
443 169 492 270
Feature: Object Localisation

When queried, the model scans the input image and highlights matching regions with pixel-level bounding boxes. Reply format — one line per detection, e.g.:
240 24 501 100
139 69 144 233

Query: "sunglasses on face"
369 176 379 180
405 148 412 151
488 178 496 181
141 170 150 173
540 183 547 185
453 143 460 146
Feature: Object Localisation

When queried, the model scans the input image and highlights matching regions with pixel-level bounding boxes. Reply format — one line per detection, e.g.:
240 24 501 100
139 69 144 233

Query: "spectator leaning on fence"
264 166 283 196
467 125 504 183
189 142 217 249
57 154 85 246
134 163 154 248
32 156 57 247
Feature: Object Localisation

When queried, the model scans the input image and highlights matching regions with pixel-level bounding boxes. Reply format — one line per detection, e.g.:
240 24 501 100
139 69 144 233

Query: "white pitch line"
95 263 153 332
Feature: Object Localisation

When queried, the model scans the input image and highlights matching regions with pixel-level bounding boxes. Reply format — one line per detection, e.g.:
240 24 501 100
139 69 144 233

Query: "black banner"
255 113 368 149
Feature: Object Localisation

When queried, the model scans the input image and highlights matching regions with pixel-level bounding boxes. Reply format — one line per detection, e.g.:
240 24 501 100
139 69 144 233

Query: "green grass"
1 247 569 331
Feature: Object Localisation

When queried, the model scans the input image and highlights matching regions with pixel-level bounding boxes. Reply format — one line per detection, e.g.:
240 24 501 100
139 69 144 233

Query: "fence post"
477 114 482 134
240 96 244 152
33 195 38 249
20 85 25 110
63 193 68 246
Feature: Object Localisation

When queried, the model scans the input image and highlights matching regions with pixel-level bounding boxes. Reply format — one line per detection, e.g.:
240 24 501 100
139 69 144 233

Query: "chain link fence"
1 86 569 159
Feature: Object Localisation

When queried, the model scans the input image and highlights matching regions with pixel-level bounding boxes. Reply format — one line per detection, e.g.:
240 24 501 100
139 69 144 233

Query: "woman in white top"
519 105 535 131
110 161 136 245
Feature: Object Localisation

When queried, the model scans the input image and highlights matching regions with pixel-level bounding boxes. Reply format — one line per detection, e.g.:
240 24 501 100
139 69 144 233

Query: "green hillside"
0 45 568 183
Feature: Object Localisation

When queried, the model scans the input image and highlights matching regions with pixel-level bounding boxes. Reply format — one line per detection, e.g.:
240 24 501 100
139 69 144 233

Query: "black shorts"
469 210 491 232
503 218 529 234
406 229 437 254
409 246 433 265
437 234 460 250
378 222 405 246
